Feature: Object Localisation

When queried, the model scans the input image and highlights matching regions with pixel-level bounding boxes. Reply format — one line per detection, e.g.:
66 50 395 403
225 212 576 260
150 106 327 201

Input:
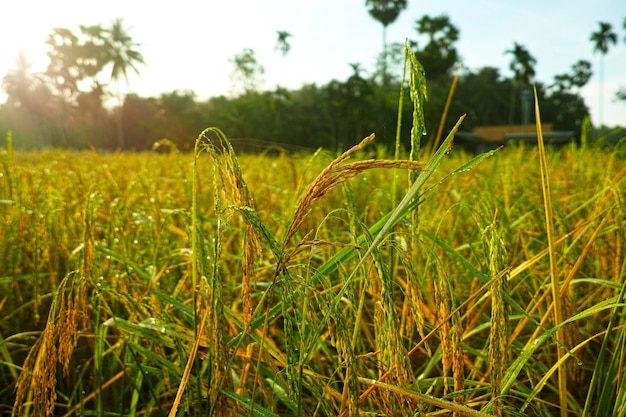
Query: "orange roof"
473 124 554 141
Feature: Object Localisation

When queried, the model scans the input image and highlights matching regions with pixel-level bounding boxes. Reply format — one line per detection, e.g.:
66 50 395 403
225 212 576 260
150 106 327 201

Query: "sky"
1 0 625 127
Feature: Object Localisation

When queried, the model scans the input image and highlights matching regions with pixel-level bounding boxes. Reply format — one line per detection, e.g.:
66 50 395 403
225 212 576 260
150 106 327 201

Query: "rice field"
2 49 626 415
1 118 625 416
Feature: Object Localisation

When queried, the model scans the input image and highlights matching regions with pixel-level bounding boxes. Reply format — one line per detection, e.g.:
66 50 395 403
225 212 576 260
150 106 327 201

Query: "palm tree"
590 21 617 126
365 0 407 84
99 18 145 148
275 31 292 57
505 42 536 124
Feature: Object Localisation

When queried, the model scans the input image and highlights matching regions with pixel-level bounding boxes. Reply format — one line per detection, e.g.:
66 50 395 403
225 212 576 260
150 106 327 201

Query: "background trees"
413 14 459 82
98 18 146 148
1 19 144 148
0 13 611 152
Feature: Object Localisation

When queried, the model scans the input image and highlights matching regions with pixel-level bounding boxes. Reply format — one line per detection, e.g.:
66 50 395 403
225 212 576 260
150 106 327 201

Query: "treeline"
0 14 598 152
0 68 590 152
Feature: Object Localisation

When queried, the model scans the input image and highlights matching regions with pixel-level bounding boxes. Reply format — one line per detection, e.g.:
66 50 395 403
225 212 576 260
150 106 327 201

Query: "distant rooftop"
454 124 576 153
472 124 554 141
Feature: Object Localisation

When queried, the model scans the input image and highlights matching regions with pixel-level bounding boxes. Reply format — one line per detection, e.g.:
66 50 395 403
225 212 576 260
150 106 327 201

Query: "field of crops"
1 123 625 416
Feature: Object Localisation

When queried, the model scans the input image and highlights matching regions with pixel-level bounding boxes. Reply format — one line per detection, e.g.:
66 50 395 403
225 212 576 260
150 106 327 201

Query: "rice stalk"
430 63 461 156
433 262 453 395
12 270 88 417
533 86 567 417
168 288 210 417
483 211 509 417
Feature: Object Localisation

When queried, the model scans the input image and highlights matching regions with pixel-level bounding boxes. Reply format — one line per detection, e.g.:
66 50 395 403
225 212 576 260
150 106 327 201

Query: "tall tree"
98 18 145 148
505 42 536 124
275 30 292 57
590 21 617 125
43 20 144 148
365 0 407 84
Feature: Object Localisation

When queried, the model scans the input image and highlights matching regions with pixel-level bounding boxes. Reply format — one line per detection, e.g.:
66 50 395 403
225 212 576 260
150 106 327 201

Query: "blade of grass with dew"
533 85 567 417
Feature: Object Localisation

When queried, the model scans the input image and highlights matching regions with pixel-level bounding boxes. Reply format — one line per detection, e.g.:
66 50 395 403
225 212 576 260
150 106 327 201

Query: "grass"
1 51 626 416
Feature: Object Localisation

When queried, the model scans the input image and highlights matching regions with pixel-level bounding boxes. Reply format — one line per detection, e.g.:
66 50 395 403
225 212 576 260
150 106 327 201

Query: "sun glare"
0 12 51 74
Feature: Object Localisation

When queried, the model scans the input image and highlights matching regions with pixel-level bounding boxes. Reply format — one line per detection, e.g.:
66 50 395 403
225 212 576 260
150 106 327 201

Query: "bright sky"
1 0 625 127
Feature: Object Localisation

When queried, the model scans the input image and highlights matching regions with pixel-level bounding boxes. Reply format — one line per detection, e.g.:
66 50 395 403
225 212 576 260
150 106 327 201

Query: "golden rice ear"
13 271 88 417
277 133 425 276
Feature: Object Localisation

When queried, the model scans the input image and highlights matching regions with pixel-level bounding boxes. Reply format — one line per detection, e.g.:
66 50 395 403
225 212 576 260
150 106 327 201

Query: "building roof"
472 124 554 141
